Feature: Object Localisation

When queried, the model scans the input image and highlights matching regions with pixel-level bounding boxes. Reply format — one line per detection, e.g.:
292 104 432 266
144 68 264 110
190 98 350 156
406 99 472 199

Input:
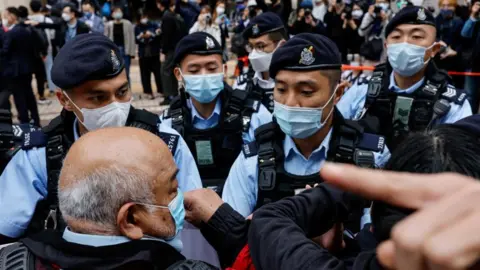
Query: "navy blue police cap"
450 114 480 136
52 33 124 90
242 12 285 39
174 32 223 65
385 6 436 38
269 33 342 79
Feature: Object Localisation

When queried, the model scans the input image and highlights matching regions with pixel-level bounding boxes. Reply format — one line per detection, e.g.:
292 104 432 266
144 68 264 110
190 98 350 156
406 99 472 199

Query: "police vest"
363 62 467 150
22 108 179 236
237 72 274 113
163 85 260 194
243 110 385 232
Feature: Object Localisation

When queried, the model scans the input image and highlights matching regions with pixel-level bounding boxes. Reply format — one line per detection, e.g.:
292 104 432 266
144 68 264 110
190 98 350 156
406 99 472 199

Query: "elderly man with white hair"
0 127 250 270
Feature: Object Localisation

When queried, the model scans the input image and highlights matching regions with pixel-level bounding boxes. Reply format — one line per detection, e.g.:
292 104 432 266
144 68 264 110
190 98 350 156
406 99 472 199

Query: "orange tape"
342 65 480 77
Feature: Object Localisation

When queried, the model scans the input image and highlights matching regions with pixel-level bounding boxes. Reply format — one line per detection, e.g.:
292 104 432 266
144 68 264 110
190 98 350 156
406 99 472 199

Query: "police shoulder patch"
22 130 48 150
157 132 179 154
357 133 385 153
441 85 467 105
242 141 258 158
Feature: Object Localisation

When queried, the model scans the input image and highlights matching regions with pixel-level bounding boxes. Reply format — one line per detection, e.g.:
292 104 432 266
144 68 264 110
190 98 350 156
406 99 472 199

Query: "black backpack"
27 21 49 57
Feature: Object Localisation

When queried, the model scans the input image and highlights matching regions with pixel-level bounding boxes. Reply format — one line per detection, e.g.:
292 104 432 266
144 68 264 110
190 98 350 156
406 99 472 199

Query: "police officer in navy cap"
233 12 288 112
161 32 272 194
223 33 390 234
0 33 202 243
338 6 472 151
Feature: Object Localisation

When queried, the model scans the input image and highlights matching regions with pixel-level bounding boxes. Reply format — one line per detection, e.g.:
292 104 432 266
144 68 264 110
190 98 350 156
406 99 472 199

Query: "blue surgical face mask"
135 189 185 239
84 12 93 19
387 42 434 77
441 9 454 18
180 68 225 103
274 87 338 139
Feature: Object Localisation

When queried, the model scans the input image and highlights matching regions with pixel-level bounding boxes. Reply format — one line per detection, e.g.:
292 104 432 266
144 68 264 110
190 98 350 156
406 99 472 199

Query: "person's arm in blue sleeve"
222 152 258 217
439 100 473 124
243 105 272 143
0 148 47 240
336 83 368 120
461 18 477 38
248 184 357 270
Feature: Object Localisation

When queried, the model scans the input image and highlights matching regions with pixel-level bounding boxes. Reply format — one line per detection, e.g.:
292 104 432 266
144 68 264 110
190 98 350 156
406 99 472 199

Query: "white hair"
58 165 155 231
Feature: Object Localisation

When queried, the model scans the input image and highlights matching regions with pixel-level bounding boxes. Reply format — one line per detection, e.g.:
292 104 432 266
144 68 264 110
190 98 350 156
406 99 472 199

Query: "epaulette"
236 74 249 86
157 132 179 154
242 141 258 158
22 130 48 150
357 133 385 153
441 85 467 105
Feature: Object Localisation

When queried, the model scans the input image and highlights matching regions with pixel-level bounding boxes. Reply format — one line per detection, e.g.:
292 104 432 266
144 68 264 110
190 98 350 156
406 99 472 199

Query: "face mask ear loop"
63 91 88 130
319 85 340 125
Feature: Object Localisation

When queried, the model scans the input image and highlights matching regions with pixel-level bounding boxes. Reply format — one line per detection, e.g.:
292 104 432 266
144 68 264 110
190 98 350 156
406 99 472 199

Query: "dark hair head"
63 3 81 18
267 28 288 43
18 6 29 19
6 7 20 18
30 0 43 12
112 6 123 12
371 125 480 242
82 0 94 8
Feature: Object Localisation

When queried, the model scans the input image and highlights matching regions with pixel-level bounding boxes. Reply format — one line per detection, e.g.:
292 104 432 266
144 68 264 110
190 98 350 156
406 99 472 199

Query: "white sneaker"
37 99 52 105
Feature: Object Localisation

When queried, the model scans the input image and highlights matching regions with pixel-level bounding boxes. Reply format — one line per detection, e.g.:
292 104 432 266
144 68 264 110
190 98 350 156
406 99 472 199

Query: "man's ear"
333 81 349 105
278 39 287 48
117 203 145 240
427 42 442 59
57 90 74 112
174 67 183 84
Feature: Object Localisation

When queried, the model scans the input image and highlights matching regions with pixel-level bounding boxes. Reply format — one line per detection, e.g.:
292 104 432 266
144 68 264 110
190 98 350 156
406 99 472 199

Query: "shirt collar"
388 72 425 94
283 129 333 160
63 227 131 247
253 72 275 89
187 98 222 123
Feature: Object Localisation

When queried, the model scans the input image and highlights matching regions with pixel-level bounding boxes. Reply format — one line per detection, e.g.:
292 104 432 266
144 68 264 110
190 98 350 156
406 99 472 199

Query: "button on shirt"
222 129 391 217
0 118 202 238
337 72 473 123
160 97 272 143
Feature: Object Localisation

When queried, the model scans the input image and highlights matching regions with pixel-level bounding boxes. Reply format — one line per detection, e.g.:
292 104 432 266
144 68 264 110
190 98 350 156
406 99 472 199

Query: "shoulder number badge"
299 46 315 66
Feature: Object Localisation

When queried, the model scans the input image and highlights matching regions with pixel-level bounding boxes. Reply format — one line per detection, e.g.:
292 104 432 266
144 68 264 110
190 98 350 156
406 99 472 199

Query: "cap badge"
110 50 120 71
417 8 426 21
206 37 215 50
252 24 260 35
299 46 315 66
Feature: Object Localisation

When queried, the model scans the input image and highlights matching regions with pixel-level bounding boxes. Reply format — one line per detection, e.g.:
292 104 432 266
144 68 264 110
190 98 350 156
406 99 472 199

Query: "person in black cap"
338 5 472 151
161 31 271 196
233 11 288 113
223 33 390 234
0 32 202 244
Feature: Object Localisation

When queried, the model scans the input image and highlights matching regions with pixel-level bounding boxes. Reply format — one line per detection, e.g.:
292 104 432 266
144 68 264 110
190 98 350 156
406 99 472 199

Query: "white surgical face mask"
1 19 8 27
216 6 225 15
352 9 364 19
64 92 131 131
249 50 274 72
141 18 148 24
62 13 72 22
113 12 123 20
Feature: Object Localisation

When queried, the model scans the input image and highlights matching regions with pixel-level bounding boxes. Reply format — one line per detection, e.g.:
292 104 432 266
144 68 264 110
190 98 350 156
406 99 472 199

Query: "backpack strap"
0 243 35 270
0 110 14 153
164 97 186 137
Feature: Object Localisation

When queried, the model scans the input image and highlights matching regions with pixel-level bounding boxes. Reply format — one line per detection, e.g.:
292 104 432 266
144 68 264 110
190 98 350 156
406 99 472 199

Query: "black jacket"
248 184 383 270
0 24 37 78
34 19 90 54
15 203 248 270
160 10 186 53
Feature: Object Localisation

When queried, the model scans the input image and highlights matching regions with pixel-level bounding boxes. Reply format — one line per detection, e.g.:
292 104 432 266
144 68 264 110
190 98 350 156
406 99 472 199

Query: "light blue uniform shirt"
222 129 391 217
160 98 272 143
0 118 202 238
337 72 473 122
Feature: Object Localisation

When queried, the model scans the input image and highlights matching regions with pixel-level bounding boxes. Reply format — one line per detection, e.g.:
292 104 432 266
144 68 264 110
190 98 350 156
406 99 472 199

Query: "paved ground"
13 59 237 126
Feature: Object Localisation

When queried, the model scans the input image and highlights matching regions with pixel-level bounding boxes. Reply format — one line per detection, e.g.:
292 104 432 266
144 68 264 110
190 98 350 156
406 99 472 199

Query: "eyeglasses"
246 42 275 53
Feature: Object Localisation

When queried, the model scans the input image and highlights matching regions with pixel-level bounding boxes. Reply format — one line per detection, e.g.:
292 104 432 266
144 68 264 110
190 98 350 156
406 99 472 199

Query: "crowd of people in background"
0 0 479 125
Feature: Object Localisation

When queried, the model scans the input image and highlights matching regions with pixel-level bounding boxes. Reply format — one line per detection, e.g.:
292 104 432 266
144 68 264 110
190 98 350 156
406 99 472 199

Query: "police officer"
338 6 472 150
233 12 287 113
161 32 272 194
222 33 390 232
0 33 202 242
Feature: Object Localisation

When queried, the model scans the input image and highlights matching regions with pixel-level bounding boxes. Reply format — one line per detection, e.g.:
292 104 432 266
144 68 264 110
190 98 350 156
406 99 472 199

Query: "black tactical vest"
24 108 179 237
243 110 385 232
362 62 467 150
239 71 274 113
163 85 260 194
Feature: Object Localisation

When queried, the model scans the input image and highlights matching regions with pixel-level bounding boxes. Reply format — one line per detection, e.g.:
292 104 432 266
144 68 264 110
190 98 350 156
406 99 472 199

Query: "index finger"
320 163 474 209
